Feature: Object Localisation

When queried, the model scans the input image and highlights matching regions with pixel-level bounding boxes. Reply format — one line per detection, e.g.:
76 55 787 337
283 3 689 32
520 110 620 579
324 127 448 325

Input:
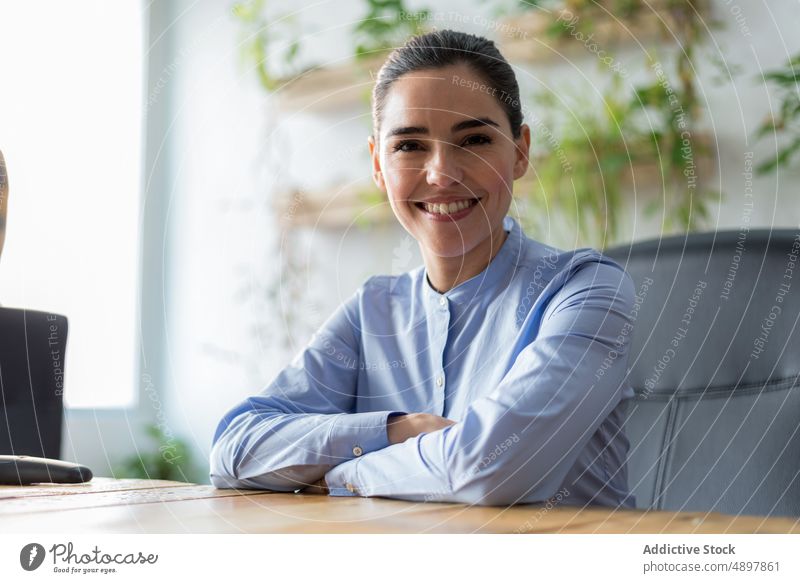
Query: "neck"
423 226 509 293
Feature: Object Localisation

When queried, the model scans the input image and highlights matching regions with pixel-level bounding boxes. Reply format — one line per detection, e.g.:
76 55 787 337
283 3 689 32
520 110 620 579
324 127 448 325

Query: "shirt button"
436 376 444 387
439 297 446 306
346 483 356 493
352 446 363 457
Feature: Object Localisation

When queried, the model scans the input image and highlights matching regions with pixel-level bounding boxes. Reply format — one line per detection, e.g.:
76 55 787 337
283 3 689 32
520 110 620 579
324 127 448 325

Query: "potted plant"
115 423 204 483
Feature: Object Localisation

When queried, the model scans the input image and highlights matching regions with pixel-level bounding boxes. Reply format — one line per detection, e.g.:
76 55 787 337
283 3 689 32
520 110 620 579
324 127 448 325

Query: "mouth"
413 197 482 221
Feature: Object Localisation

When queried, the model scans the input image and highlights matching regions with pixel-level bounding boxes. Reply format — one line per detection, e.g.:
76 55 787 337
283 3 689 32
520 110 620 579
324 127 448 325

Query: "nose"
425 142 463 188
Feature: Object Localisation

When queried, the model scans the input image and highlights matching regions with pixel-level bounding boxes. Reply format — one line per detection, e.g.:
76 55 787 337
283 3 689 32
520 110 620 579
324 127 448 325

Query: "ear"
512 123 531 181
368 135 386 192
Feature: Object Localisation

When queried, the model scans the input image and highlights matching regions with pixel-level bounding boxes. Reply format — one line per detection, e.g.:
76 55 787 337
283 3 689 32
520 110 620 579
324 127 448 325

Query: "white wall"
61 0 173 477
150 0 800 483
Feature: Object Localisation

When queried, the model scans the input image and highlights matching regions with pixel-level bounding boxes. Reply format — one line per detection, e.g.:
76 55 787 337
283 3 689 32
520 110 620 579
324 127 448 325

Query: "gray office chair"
0 307 68 458
606 229 800 517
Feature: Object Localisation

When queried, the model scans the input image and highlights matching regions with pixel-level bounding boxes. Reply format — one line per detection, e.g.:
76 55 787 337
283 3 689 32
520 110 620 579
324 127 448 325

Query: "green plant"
543 0 649 38
233 0 430 91
631 59 719 233
516 0 719 248
353 0 429 60
628 1 720 232
114 424 203 483
232 0 303 91
755 52 800 174
521 76 645 248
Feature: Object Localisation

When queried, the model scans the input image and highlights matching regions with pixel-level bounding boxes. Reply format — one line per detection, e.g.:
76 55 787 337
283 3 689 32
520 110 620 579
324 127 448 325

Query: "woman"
210 29 636 508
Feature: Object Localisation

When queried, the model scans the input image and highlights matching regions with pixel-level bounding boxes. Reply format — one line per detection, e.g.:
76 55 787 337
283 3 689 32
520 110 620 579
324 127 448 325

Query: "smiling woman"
210 29 637 509
368 36 530 293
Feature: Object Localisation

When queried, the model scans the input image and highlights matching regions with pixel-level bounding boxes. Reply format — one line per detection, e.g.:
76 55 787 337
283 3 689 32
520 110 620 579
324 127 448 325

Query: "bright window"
0 1 144 408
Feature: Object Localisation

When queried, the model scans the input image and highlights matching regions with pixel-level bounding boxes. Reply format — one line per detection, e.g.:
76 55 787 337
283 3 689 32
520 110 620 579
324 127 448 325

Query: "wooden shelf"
273 54 387 113
269 2 706 112
516 133 715 191
495 1 701 64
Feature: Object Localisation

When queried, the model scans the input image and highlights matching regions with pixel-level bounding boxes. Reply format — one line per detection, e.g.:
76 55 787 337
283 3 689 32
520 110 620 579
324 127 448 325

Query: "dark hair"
371 29 523 142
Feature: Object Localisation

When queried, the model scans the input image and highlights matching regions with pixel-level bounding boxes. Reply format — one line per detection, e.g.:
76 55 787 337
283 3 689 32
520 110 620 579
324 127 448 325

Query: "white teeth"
422 199 476 215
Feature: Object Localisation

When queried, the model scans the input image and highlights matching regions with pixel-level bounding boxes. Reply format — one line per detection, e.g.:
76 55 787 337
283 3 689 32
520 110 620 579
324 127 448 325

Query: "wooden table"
1 478 798 534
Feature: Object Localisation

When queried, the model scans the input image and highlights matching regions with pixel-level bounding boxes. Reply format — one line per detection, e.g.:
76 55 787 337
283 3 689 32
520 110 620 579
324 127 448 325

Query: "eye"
462 134 492 146
391 140 423 153
391 134 492 153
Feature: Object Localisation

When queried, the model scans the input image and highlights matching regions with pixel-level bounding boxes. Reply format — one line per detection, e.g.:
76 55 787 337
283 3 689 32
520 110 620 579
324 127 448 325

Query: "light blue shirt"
210 216 637 508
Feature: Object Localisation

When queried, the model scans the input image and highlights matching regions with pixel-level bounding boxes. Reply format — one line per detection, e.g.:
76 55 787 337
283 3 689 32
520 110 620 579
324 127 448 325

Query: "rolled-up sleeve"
325 260 635 505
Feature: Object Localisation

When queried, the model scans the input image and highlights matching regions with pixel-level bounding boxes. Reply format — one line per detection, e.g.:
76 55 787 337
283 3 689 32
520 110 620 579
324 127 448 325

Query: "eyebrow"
385 117 500 139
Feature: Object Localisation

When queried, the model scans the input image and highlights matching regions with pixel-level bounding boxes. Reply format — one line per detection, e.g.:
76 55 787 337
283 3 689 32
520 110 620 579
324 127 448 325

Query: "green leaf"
754 118 777 139
756 136 800 174
286 39 300 63
763 71 800 85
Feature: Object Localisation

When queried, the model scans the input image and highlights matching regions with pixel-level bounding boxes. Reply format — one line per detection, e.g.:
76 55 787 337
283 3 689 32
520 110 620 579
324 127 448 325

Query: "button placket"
433 295 450 415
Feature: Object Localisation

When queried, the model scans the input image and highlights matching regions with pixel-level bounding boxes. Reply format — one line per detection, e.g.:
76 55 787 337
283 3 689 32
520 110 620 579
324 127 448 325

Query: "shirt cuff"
327 410 404 465
325 411 407 497
324 457 362 497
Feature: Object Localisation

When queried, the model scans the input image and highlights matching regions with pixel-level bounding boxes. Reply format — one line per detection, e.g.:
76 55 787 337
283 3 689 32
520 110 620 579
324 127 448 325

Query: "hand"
303 476 328 495
387 413 456 445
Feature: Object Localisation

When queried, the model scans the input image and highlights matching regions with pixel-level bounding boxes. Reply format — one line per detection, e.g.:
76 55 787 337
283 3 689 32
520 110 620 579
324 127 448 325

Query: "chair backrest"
0 307 68 458
606 229 800 517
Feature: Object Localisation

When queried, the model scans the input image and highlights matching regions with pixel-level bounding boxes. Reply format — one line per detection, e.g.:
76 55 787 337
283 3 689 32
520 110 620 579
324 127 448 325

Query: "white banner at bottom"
0 534 798 582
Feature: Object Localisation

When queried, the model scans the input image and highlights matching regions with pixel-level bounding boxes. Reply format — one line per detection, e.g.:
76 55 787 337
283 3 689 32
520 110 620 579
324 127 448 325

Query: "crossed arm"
302 413 455 494
209 261 634 505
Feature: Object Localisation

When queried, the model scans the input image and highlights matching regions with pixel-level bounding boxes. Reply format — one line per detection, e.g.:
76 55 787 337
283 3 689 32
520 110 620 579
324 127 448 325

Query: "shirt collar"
422 215 524 306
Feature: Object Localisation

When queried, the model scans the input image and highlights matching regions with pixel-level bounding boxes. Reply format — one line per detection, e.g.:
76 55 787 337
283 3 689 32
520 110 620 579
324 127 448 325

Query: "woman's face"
369 63 530 259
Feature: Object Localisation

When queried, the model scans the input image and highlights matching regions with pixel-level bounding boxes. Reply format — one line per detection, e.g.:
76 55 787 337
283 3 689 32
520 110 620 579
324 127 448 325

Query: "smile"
414 198 482 220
